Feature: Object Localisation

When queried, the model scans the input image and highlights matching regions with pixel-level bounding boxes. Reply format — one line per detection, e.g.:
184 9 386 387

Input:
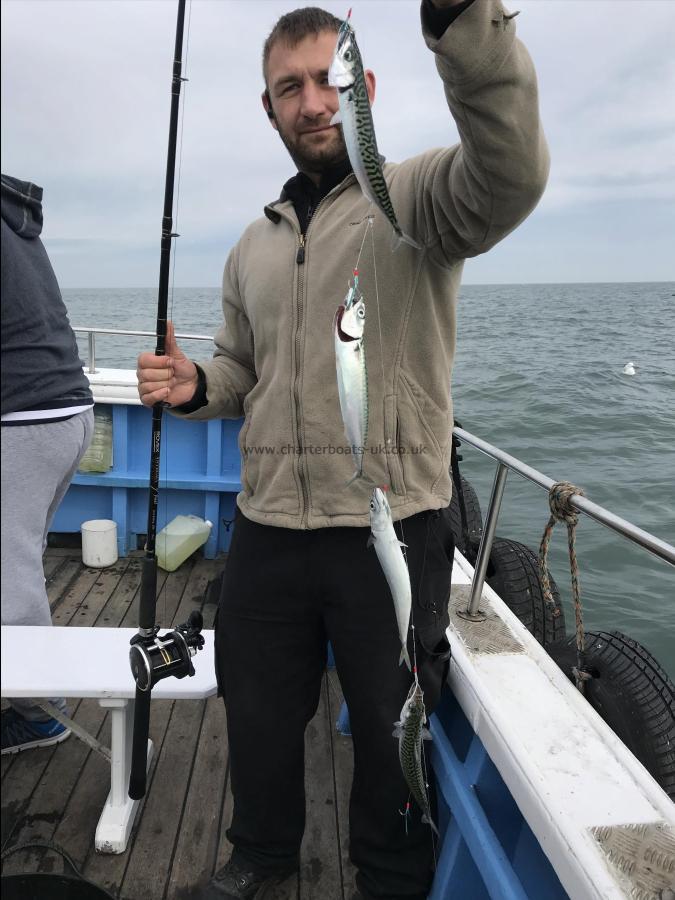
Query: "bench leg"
95 698 153 854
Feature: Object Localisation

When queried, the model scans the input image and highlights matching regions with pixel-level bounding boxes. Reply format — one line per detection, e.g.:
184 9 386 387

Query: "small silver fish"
334 274 368 482
393 680 438 834
328 12 419 250
368 487 411 670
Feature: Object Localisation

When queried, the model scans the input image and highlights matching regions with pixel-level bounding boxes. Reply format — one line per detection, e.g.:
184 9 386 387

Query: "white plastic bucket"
81 519 118 568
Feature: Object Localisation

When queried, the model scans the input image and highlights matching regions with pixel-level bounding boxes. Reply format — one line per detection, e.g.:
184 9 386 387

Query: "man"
1 174 94 753
137 2 548 897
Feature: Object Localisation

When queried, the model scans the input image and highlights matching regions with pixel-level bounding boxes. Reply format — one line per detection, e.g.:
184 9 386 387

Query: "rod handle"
128 686 151 799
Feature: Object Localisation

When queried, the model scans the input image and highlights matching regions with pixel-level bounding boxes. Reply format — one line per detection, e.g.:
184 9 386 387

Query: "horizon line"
60 279 675 290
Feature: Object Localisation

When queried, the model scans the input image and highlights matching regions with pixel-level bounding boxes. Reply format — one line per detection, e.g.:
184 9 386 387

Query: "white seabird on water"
623 361 636 375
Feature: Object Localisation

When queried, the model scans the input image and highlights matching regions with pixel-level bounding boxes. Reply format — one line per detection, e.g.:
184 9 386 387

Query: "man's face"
264 30 348 176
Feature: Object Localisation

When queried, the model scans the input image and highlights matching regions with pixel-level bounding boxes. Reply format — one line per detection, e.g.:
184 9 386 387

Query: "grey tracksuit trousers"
1 408 94 720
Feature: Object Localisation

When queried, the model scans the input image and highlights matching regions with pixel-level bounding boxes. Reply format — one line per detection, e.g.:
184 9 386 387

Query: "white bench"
0 625 217 853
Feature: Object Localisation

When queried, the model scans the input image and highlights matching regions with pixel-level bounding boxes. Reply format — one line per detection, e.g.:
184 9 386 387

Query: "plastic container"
155 515 212 572
81 519 118 567
78 406 113 473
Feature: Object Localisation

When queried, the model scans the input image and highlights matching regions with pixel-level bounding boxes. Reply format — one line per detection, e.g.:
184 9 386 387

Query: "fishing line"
161 0 192 622
169 0 192 315
352 211 372 276
368 219 422 682
369 222 436 857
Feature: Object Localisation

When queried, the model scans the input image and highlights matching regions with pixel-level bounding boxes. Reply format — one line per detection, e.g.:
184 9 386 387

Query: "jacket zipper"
294 231 309 525
270 181 353 527
292 193 332 527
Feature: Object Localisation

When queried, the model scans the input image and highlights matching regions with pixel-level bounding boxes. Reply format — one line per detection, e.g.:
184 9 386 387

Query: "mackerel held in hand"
328 11 420 250
368 487 412 670
393 680 438 833
334 273 368 482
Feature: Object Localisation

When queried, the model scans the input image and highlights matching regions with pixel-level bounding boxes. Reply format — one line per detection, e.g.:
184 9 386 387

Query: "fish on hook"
393 679 438 833
334 270 369 483
368 486 412 670
328 10 420 250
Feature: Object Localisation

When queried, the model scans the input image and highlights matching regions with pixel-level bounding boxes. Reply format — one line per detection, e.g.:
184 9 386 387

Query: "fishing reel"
129 610 205 692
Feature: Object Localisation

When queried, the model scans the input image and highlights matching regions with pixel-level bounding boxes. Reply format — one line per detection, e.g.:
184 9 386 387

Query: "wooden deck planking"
42 552 67 581
2 698 106 876
1 550 354 900
119 701 208 900
46 556 86 609
300 675 346 899
49 712 113 868
166 696 229 898
83 553 215 898
325 670 358 899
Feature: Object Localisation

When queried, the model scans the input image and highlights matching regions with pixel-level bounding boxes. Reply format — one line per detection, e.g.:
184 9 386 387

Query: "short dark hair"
262 7 342 86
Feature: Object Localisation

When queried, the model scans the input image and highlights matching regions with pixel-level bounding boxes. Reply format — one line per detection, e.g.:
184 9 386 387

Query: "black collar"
281 158 353 234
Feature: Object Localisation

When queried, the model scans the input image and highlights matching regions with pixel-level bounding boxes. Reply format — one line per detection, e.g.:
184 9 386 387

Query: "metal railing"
71 329 675 616
454 426 675 621
73 327 214 374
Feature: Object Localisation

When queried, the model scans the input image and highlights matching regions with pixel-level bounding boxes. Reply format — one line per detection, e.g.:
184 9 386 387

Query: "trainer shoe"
1 707 71 755
199 857 297 899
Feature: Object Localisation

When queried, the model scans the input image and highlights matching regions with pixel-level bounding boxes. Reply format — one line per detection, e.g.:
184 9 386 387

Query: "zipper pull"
296 234 305 265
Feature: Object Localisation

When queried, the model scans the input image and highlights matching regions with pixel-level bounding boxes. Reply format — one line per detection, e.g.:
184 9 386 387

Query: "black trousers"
214 508 454 900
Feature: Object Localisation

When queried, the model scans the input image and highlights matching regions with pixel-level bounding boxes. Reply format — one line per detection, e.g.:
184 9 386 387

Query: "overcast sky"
2 0 674 287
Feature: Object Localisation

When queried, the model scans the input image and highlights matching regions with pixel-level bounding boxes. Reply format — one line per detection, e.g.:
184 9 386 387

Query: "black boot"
198 857 297 899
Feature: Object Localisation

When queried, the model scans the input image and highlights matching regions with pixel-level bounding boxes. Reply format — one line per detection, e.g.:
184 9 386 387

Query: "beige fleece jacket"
173 0 549 529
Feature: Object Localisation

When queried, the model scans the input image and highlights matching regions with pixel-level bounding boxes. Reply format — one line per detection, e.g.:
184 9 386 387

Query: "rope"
539 481 591 693
1 840 81 877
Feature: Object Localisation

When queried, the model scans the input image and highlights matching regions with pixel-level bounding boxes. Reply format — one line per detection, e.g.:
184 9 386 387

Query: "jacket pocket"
213 606 224 698
383 392 406 495
397 372 452 495
238 397 254 495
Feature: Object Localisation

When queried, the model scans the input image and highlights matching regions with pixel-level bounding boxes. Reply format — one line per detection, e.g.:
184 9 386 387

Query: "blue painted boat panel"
331 689 569 899
50 403 244 557
430 689 569 900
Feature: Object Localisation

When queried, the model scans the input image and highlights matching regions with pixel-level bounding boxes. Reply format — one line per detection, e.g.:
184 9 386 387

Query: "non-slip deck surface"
1 550 357 899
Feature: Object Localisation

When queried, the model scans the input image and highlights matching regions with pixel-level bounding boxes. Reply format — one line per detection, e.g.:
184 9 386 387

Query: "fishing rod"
128 0 204 801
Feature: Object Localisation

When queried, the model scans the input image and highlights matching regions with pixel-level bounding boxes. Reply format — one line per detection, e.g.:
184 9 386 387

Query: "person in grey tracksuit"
1 174 94 754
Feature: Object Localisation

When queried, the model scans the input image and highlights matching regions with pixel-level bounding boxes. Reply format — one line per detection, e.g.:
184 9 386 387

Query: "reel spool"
129 610 205 692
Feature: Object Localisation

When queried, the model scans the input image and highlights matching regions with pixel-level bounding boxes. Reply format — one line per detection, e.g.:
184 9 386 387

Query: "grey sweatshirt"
1 174 92 421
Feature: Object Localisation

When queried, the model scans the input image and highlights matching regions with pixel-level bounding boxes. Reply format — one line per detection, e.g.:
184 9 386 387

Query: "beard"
275 119 348 177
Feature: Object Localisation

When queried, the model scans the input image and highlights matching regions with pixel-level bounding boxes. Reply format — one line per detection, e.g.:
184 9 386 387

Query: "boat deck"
1 549 357 899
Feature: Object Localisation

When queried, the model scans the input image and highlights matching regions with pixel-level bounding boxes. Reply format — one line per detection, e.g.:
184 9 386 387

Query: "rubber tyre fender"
445 475 483 559
548 630 675 800
486 537 566 646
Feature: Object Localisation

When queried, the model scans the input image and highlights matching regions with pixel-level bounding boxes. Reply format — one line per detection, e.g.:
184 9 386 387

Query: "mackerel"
334 273 368 482
368 486 412 670
328 12 420 250
393 680 438 834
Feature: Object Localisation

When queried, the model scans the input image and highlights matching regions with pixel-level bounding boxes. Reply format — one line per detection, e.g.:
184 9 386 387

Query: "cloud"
2 0 674 286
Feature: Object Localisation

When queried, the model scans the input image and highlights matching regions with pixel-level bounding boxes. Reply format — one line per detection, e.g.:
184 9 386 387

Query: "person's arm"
400 0 550 263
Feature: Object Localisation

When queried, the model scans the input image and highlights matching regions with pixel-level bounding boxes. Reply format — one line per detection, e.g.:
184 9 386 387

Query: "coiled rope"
539 481 591 693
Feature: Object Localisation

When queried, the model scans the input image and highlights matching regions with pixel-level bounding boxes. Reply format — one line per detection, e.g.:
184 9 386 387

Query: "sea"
62 282 675 677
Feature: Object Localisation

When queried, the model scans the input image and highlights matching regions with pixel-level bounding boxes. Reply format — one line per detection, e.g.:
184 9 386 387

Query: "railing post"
88 332 97 374
458 462 509 621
